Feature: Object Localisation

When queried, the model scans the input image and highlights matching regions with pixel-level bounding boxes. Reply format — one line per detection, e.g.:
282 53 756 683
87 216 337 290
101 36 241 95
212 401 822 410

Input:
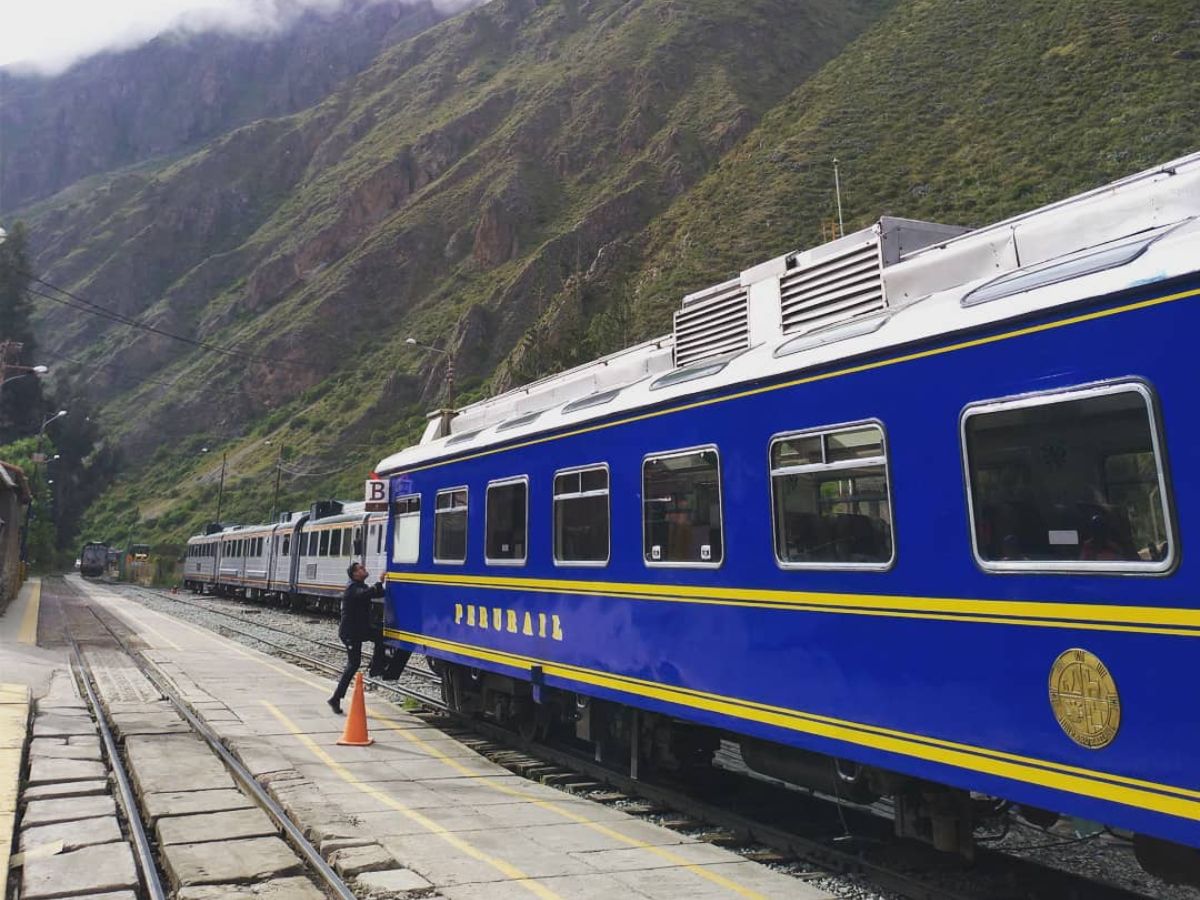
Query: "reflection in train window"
486 478 528 565
963 382 1174 573
434 489 468 564
554 466 609 565
643 448 723 567
393 496 421 564
770 423 894 569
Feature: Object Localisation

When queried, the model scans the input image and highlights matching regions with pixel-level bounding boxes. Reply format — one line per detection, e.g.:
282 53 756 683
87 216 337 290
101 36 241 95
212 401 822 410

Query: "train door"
287 516 309 596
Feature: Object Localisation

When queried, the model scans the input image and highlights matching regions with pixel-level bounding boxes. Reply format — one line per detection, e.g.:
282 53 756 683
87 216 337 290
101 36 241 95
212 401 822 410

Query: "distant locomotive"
79 541 108 578
367 153 1200 883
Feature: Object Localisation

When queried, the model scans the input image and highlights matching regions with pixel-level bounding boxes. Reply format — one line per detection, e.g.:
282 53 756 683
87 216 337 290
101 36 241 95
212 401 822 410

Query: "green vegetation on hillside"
13 0 1200 553
615 0 1200 337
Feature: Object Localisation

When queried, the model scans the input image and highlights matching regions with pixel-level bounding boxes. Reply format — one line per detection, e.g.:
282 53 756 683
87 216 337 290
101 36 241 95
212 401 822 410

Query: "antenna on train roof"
833 158 845 238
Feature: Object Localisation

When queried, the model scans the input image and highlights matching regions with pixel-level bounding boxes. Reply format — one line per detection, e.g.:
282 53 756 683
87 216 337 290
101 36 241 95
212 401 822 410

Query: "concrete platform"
71 576 833 899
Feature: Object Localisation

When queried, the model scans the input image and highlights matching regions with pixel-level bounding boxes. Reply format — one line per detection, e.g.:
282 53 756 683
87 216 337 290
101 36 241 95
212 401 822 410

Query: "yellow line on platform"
370 707 765 899
262 701 558 899
143 604 766 897
17 580 41 645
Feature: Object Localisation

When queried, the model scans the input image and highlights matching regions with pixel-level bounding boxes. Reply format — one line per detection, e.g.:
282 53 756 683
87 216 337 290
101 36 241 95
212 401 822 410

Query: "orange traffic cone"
337 672 374 746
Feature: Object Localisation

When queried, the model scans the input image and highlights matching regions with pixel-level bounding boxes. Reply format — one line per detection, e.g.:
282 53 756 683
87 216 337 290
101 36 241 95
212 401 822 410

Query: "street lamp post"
404 337 455 410
0 341 48 402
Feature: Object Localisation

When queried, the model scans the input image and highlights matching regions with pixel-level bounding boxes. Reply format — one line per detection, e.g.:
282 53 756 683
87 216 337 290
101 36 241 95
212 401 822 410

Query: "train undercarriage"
435 659 1200 887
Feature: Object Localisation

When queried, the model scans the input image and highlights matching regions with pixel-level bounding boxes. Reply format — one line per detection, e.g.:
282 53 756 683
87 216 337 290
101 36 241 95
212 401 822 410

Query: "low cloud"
1 0 479 76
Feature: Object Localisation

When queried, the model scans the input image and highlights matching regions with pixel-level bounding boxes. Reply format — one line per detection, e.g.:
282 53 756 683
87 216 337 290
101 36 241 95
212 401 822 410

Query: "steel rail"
68 638 167 900
113 582 1156 900
78 604 358 900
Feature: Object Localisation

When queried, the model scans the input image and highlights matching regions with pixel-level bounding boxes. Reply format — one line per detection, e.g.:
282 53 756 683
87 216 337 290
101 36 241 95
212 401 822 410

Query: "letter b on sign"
364 480 388 511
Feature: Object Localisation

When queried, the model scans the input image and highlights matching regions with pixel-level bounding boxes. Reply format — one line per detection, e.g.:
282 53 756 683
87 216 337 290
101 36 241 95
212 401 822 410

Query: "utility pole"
269 444 283 523
215 451 227 526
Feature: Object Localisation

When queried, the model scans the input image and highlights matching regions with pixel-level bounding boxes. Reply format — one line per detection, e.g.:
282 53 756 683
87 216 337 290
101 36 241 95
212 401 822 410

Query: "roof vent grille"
779 234 885 336
672 278 749 367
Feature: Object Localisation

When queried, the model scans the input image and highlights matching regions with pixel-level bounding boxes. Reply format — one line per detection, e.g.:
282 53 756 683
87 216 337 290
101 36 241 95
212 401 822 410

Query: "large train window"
330 529 343 557
393 496 421 564
553 465 609 565
643 447 723 567
486 477 528 565
319 530 330 557
769 423 894 569
434 488 468 564
962 381 1174 574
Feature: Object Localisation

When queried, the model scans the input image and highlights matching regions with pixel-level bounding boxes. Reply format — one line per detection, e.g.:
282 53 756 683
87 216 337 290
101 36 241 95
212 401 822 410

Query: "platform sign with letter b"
364 479 388 512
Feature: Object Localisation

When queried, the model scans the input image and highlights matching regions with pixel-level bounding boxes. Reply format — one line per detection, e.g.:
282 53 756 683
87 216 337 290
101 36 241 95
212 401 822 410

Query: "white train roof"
377 151 1200 476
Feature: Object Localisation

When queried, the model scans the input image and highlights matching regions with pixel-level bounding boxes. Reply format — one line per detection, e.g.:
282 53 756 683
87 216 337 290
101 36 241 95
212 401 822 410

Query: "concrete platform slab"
19 813 122 852
158 807 278 846
142 788 254 823
612 860 836 899
26 757 108 786
23 779 109 802
438 872 650 900
21 792 116 827
29 736 102 761
31 712 96 738
20 840 137 899
380 829 597 883
109 712 193 738
176 875 328 899
125 733 236 796
329 842 396 877
355 867 432 893
162 836 304 888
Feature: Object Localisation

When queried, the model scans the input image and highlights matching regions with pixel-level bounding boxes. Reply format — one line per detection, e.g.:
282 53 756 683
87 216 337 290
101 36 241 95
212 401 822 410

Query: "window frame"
485 476 530 567
433 486 469 565
392 495 421 564
641 444 725 570
552 463 611 567
960 379 1176 576
768 419 896 572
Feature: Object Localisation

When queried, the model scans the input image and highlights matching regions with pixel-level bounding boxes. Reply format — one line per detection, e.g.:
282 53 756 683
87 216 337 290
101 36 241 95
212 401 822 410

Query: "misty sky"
0 0 471 75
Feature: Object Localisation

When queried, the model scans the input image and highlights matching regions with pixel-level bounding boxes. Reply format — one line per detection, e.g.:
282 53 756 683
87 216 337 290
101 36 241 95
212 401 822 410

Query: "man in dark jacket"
328 562 389 714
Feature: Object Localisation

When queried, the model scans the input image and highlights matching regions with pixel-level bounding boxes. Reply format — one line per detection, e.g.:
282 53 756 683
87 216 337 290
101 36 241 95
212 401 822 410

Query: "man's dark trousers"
333 639 365 704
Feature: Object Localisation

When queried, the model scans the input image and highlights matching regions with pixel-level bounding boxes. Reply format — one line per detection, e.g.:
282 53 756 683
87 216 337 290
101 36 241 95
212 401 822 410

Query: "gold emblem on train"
1048 648 1120 749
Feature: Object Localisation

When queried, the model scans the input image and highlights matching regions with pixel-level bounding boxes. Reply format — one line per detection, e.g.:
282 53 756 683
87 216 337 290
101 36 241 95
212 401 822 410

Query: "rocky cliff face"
0 0 452 211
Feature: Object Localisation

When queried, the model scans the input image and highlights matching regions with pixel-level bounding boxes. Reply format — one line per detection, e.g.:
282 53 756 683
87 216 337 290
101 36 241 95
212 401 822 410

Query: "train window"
345 527 354 556
256 537 263 556
331 529 343 557
282 535 290 556
963 381 1174 574
553 465 609 565
393 496 421 564
770 423 894 569
486 478 528 565
643 447 723 566
434 489 468 564
319 530 330 557
375 522 383 555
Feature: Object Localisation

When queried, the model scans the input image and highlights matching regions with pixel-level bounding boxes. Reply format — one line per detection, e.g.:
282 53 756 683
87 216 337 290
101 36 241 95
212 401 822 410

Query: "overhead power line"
25 272 309 371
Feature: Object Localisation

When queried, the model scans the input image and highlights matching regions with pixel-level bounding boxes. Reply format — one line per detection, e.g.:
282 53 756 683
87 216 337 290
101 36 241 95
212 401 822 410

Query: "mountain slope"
0 0 454 211
14 0 890 543
604 0 1200 339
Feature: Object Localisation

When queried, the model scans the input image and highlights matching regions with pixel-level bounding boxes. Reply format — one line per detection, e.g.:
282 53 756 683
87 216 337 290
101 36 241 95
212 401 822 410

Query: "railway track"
59 587 357 900
115 582 1163 900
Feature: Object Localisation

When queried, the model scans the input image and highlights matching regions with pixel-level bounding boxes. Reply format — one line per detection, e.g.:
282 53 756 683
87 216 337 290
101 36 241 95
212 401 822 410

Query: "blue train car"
377 154 1200 879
